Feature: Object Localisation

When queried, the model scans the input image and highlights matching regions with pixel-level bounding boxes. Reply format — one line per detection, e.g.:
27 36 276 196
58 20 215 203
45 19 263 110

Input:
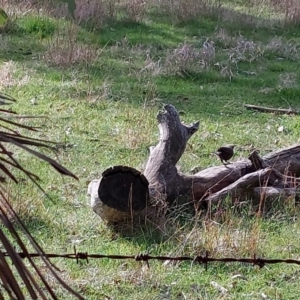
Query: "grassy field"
1 0 300 298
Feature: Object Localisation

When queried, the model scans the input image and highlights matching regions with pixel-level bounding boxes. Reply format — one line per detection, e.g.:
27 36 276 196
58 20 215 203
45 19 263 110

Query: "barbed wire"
3 247 300 270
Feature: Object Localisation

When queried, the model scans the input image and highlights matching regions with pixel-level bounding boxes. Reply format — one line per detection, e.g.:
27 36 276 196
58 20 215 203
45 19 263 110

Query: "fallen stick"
245 104 300 115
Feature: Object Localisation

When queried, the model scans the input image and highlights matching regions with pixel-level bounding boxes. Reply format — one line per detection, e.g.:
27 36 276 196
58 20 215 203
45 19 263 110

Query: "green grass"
2 0 300 298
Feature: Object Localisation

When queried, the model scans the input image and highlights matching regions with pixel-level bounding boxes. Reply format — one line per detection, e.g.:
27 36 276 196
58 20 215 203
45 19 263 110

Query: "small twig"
245 104 300 115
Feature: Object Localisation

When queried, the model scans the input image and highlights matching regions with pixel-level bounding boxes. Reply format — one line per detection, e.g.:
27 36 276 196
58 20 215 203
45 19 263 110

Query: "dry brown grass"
75 0 149 26
163 41 216 77
0 61 32 88
269 0 300 24
266 37 300 61
75 0 116 29
43 23 100 67
157 208 264 259
278 72 298 88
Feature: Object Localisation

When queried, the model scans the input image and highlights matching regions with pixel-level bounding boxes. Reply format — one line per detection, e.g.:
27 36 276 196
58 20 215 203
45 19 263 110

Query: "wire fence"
4 247 300 270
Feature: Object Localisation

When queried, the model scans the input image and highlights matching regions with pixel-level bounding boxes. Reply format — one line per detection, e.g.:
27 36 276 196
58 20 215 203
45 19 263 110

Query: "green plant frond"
0 137 78 179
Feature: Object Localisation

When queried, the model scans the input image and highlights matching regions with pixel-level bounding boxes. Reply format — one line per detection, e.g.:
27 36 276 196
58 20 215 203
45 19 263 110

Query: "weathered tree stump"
88 104 300 224
143 104 199 204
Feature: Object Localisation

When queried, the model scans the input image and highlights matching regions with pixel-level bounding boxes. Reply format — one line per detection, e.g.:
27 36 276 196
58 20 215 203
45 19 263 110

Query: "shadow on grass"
79 20 185 48
111 196 300 244
104 200 198 246
147 4 300 39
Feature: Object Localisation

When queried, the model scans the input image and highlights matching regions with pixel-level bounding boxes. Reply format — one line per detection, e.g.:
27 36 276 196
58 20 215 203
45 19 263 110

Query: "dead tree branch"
245 104 300 115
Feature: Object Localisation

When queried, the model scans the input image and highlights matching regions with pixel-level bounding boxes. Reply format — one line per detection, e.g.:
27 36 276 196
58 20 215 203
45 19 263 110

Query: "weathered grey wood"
187 145 300 202
99 165 149 211
143 104 199 204
263 144 300 176
202 149 300 205
205 168 282 204
88 179 132 223
248 150 268 170
182 160 251 201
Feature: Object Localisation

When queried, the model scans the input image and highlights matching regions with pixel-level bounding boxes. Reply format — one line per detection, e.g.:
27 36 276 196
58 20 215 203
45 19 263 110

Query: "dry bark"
205 168 281 204
143 104 199 204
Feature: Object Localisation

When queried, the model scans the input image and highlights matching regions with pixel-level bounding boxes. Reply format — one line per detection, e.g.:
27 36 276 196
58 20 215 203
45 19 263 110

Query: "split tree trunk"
143 104 199 204
88 104 300 223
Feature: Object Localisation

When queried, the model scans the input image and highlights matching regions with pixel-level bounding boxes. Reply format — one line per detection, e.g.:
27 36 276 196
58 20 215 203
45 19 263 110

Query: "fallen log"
205 150 300 205
88 104 300 223
184 145 300 203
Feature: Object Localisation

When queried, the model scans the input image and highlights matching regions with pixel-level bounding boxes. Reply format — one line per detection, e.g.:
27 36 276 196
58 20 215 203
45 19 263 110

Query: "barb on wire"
3 247 300 270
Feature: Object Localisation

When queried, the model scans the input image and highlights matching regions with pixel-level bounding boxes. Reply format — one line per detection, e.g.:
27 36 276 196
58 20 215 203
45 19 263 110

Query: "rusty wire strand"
2 247 300 270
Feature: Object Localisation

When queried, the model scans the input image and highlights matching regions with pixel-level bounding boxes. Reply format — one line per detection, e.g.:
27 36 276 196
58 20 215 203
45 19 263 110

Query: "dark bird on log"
213 144 235 165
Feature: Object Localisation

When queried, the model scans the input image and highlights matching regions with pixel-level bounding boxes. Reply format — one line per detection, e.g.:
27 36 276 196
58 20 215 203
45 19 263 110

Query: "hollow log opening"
99 165 149 212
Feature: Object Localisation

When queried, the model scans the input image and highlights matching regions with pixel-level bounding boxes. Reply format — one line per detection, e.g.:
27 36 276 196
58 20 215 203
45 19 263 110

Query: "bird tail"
212 151 221 156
